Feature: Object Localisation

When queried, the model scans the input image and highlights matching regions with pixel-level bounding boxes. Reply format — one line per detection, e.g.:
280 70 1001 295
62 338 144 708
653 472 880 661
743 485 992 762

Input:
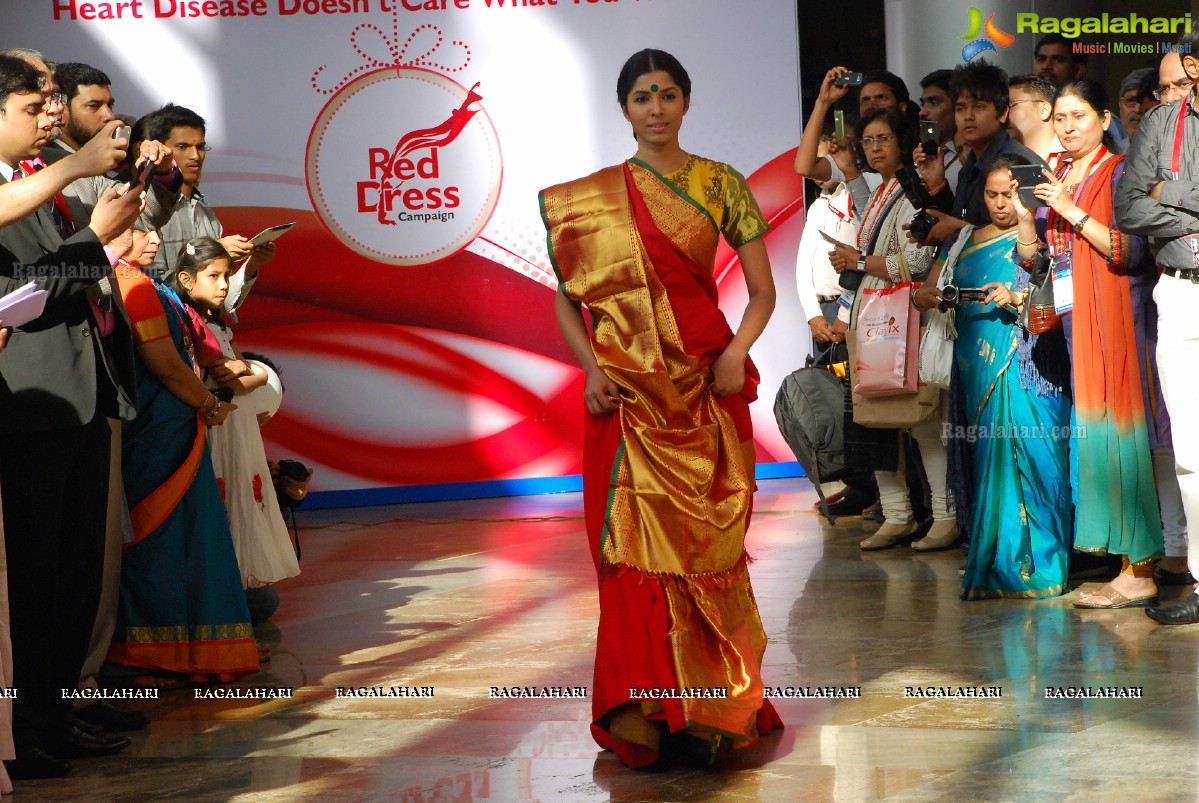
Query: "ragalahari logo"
961 7 1015 62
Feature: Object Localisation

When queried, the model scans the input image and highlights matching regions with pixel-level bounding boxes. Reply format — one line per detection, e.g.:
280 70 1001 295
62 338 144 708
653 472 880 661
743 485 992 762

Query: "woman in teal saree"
916 158 1073 599
108 245 259 682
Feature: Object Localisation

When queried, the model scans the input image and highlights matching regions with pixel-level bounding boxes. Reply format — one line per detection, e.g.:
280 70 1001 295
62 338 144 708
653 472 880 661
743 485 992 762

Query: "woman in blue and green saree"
540 49 780 769
917 158 1073 599
107 236 258 684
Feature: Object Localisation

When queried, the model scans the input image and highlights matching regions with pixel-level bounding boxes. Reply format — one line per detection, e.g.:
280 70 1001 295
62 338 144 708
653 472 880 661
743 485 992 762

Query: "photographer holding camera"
824 107 955 551
912 61 1044 249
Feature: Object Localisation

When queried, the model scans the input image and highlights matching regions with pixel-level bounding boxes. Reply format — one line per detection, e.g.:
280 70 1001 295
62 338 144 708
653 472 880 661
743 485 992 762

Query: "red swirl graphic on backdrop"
223 148 806 491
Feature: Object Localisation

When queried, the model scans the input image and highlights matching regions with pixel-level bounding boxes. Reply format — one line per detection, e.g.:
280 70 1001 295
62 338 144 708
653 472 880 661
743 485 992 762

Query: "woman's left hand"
1033 168 1075 216
712 347 747 397
828 243 860 274
983 281 1018 308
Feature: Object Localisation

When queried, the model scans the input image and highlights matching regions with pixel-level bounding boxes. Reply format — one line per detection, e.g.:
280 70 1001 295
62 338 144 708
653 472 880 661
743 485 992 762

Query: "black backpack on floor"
773 352 851 519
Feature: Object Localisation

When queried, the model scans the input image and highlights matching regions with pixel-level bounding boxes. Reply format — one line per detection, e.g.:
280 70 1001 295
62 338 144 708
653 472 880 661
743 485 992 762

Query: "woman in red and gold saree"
540 49 779 768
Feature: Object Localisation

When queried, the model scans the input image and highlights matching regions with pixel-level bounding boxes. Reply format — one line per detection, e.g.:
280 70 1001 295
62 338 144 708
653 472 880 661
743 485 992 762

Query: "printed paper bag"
853 281 919 398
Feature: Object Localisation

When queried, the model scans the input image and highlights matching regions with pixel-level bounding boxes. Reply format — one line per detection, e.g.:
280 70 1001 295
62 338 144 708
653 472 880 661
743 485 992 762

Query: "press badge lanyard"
1047 145 1108 315
1172 94 1189 180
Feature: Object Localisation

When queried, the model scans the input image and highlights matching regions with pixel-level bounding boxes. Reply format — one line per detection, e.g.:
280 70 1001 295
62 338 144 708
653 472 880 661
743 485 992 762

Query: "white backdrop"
11 1 809 499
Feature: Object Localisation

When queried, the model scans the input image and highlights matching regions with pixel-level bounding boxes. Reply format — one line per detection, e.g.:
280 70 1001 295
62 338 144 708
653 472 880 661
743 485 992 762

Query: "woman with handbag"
916 157 1074 598
828 107 956 551
1017 80 1163 609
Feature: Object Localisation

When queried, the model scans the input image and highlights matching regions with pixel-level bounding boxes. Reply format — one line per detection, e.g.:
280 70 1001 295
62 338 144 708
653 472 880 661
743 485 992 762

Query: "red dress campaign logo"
306 23 502 266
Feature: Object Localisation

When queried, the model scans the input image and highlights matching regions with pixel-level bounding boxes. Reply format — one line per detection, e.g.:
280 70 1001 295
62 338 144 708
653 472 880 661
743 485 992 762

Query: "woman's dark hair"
1055 79 1117 152
853 107 917 172
242 351 286 394
616 49 691 109
164 236 231 321
987 153 1031 179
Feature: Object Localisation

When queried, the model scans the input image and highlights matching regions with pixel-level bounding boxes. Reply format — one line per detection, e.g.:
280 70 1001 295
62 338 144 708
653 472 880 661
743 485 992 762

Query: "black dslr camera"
274 458 313 509
908 209 938 243
895 166 937 244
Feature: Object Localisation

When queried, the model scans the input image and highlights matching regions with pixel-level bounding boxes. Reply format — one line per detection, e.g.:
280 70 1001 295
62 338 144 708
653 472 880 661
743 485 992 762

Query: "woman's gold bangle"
1017 236 1040 247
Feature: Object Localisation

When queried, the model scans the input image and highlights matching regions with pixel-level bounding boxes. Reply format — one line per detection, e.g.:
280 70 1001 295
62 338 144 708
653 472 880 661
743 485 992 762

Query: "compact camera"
937 285 989 310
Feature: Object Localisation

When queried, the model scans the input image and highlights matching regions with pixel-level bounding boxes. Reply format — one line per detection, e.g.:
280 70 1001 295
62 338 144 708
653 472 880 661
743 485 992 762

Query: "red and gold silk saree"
540 157 780 766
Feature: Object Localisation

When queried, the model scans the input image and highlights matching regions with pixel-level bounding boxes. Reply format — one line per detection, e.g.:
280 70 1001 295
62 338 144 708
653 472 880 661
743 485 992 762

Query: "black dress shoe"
825 489 873 517
4 748 72 779
75 701 150 732
44 724 132 759
1146 593 1199 625
1153 564 1197 587
67 714 105 738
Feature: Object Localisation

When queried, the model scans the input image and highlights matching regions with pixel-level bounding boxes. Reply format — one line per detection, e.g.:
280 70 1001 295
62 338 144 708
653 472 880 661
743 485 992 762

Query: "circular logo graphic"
306 67 502 266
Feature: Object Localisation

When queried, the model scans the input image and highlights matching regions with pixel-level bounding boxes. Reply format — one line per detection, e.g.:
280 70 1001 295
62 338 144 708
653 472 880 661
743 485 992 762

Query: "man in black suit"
0 54 144 780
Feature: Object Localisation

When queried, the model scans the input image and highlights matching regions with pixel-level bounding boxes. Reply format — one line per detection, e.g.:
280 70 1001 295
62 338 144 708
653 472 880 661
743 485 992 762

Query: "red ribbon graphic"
311 20 472 96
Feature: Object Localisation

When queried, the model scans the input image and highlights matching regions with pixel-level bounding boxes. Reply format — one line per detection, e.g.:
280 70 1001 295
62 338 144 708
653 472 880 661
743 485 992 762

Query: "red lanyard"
826 185 853 224
856 179 897 252
19 159 75 234
1172 95 1189 179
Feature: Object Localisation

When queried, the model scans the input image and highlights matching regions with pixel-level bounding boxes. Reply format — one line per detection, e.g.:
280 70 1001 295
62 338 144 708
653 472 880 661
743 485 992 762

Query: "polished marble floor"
15 478 1199 801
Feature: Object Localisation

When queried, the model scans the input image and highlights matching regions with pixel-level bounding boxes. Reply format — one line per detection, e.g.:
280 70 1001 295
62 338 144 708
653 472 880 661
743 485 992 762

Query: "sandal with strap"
1072 583 1158 609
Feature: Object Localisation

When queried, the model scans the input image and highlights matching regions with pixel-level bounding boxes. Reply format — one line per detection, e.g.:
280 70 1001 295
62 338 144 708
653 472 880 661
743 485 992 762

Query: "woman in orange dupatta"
1017 80 1163 609
540 49 779 768
108 231 259 684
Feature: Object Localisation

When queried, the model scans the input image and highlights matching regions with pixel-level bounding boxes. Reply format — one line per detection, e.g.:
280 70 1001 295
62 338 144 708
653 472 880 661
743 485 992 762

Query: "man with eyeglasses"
6 60 181 744
0 52 146 779
1155 52 1195 106
141 103 274 313
1006 74 1064 168
1116 31 1199 626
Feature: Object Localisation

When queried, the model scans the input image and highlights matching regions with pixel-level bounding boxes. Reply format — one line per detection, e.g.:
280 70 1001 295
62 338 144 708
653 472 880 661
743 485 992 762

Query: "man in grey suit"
0 54 144 780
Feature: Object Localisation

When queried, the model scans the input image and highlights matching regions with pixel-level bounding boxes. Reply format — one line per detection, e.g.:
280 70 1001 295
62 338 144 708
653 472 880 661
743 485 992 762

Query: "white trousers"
875 418 952 525
1153 274 1199 581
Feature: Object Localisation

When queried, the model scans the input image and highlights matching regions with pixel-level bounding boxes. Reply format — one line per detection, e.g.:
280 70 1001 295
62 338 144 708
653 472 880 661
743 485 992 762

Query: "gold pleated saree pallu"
540 160 776 765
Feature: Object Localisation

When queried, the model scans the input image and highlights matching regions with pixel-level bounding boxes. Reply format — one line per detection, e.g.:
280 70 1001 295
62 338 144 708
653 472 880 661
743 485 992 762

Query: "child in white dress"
169 238 300 589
